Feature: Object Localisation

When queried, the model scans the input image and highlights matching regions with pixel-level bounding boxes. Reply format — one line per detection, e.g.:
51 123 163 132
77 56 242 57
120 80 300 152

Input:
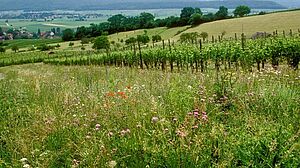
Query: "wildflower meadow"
0 63 299 167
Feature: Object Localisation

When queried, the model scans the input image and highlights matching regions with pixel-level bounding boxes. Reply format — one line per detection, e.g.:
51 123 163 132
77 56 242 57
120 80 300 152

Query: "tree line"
62 5 251 41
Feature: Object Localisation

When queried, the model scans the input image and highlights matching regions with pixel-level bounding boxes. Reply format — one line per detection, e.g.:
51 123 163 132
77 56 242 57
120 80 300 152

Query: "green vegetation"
0 10 300 167
2 38 62 49
180 32 199 43
137 33 150 45
0 58 299 167
92 36 110 50
0 47 5 53
4 9 299 52
0 18 107 32
180 7 202 25
62 29 75 41
36 44 56 51
152 34 162 43
43 36 300 71
11 45 19 53
234 5 251 17
109 26 189 43
215 6 229 20
72 6 231 41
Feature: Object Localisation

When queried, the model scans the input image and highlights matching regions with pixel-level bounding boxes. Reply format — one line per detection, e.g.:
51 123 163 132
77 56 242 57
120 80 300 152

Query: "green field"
0 9 183 33
0 18 107 32
3 38 62 49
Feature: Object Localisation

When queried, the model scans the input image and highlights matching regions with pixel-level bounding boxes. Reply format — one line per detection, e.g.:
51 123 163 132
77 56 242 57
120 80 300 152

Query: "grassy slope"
56 26 189 51
174 10 300 40
109 26 189 42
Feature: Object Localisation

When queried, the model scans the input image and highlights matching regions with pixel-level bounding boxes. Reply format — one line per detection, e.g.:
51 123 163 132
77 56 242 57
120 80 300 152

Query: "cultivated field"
175 10 300 40
0 8 183 32
0 18 107 32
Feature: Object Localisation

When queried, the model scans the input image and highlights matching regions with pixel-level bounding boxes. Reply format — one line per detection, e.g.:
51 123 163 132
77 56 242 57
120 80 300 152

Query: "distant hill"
272 0 300 8
0 0 286 11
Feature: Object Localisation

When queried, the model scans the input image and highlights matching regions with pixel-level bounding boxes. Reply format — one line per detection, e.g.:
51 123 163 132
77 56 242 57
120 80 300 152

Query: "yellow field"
173 10 300 40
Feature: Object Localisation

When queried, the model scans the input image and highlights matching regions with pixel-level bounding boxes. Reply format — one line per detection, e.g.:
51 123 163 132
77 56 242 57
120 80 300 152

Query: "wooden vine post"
138 41 143 69
162 40 165 71
199 39 204 73
168 39 173 72
241 33 246 51
133 43 137 67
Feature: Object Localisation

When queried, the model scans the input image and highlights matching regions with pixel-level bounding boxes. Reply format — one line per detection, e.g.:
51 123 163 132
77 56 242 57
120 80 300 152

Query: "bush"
69 42 74 47
137 34 150 44
62 28 74 41
11 45 19 52
28 47 36 51
37 44 54 51
92 36 110 50
0 47 5 52
259 11 266 15
152 35 162 43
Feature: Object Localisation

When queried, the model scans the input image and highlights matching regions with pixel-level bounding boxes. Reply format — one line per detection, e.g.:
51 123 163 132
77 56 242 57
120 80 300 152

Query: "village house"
40 31 55 39
0 35 5 41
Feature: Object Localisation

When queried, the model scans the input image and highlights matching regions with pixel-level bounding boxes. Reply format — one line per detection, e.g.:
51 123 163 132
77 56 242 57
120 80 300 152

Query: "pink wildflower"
201 111 208 121
193 108 199 118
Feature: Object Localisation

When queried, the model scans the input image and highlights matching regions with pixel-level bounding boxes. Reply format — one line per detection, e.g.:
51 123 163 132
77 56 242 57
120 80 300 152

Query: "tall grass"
0 64 299 167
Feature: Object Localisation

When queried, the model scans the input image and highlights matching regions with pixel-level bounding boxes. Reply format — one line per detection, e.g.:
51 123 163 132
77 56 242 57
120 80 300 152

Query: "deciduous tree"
62 28 74 41
92 36 110 50
215 6 228 19
234 5 251 17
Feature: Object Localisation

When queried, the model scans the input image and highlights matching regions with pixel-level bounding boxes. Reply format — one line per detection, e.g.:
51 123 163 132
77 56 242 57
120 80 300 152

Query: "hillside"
0 0 286 11
71 10 300 50
272 0 300 8
174 10 300 40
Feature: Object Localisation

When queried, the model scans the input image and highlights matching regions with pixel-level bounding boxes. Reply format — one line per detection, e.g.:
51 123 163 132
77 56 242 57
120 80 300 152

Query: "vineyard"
42 35 300 72
1 32 299 72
